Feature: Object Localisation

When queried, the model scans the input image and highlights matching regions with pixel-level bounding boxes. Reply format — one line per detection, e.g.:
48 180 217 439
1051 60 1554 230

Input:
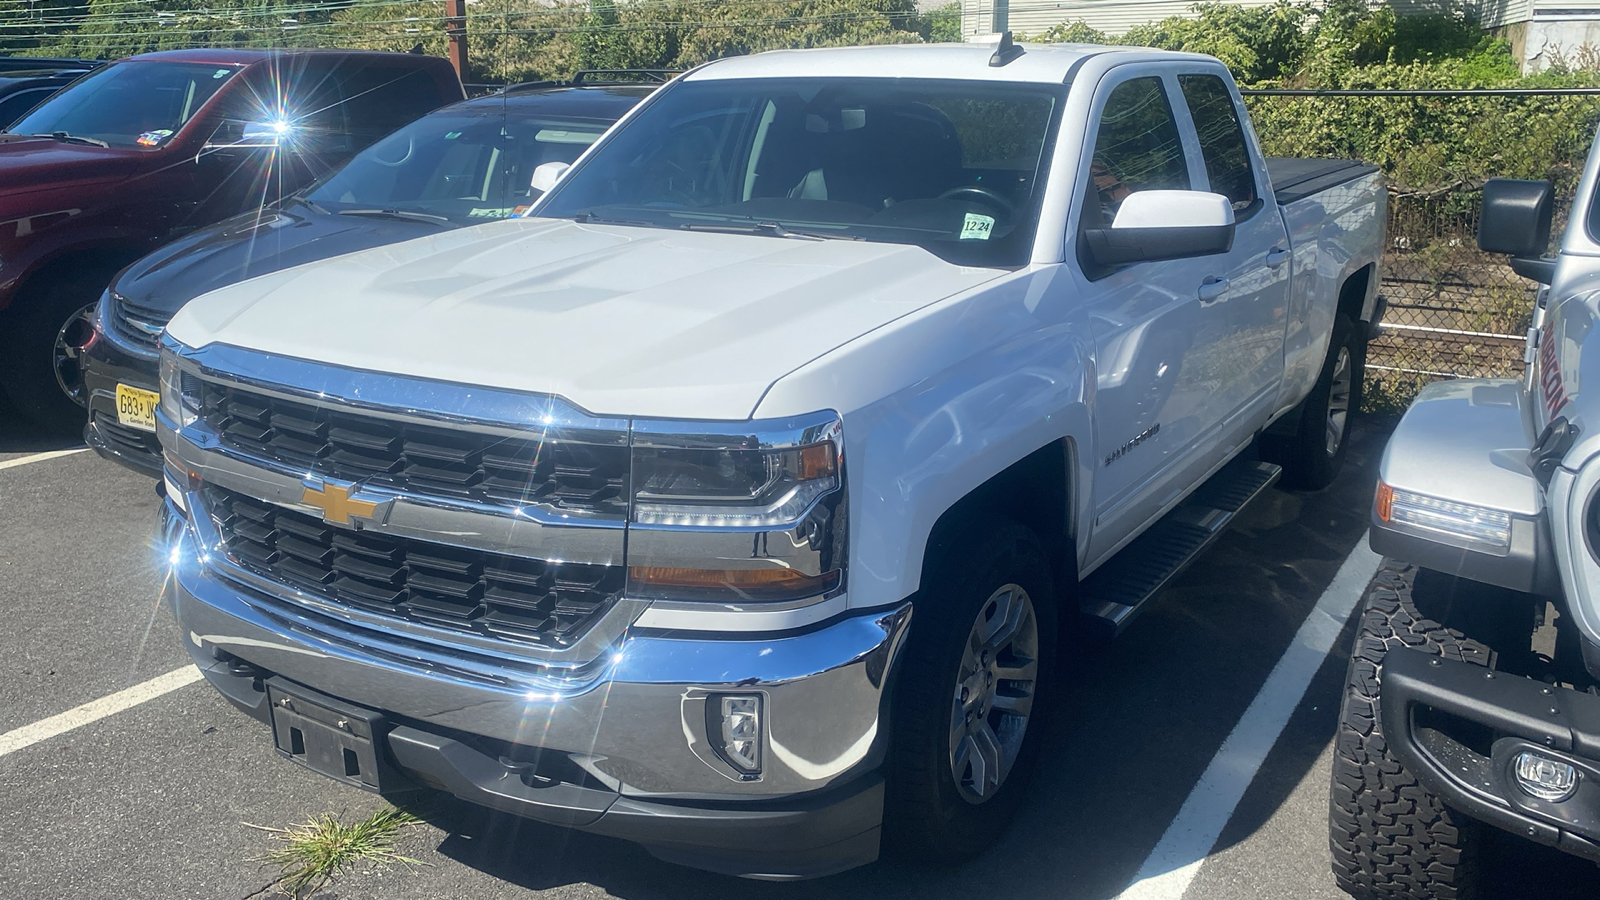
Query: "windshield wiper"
336 208 449 225
675 220 859 241
571 210 657 227
33 131 109 148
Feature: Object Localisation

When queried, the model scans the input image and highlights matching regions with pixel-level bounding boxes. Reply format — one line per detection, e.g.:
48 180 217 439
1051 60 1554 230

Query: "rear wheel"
884 518 1058 863
1263 314 1365 490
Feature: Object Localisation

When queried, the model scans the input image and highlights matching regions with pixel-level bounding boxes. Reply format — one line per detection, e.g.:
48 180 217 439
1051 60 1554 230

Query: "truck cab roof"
684 41 1214 85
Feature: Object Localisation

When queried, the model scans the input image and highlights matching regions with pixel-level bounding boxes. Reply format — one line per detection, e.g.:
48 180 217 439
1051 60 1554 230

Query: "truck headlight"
632 440 838 527
158 347 201 429
628 412 846 605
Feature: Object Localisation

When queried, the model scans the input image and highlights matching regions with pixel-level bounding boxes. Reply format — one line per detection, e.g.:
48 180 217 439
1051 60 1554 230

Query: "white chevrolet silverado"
155 40 1386 879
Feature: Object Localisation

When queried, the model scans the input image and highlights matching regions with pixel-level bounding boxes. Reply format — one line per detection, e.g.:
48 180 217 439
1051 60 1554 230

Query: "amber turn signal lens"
1375 481 1393 522
163 449 202 490
629 566 840 601
795 442 837 481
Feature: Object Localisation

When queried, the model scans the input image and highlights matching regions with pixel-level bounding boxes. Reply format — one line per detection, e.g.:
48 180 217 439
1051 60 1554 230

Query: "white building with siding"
959 0 1600 73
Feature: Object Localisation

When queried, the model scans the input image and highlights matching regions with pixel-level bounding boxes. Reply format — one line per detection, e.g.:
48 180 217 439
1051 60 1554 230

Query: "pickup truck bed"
1266 158 1380 205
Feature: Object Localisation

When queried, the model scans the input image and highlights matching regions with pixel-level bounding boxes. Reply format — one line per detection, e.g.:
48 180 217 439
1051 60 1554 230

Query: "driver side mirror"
1084 190 1236 268
203 118 292 152
1478 178 1555 285
529 161 571 198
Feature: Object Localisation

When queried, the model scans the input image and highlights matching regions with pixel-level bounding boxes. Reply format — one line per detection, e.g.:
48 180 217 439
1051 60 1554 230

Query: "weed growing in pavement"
248 805 423 898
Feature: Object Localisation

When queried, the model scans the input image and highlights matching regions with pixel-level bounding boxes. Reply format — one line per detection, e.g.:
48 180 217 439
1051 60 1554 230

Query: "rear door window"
339 68 447 141
1178 74 1257 211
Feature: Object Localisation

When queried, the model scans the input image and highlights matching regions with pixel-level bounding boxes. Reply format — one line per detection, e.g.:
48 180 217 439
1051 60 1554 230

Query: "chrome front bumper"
163 501 910 801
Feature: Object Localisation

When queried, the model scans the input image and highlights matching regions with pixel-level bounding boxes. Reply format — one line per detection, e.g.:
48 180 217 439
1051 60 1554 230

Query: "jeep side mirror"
1084 190 1236 267
529 161 570 198
1479 178 1555 284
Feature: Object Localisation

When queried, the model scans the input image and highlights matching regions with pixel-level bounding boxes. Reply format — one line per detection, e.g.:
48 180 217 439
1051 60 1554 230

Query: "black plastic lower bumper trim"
189 639 884 880
1381 646 1600 862
385 723 883 879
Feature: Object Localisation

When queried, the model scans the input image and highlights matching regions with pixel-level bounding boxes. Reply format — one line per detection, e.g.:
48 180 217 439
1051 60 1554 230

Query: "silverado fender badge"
1104 423 1160 467
300 478 391 528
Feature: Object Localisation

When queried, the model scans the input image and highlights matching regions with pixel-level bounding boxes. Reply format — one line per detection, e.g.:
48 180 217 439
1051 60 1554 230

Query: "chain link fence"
1243 88 1600 414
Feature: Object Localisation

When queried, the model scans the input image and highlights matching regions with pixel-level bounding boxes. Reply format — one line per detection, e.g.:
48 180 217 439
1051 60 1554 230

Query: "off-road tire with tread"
883 517 1058 865
1329 562 1489 900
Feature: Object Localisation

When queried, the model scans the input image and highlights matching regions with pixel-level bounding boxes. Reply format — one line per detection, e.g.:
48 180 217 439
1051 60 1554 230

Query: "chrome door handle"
1198 277 1230 305
1266 246 1290 268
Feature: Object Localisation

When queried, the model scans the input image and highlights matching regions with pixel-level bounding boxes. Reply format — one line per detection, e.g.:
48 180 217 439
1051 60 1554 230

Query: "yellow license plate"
115 383 160 433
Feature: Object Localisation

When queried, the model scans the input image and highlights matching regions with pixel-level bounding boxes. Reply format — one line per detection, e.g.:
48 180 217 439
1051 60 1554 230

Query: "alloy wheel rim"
1325 347 1352 457
948 582 1039 805
52 303 95 407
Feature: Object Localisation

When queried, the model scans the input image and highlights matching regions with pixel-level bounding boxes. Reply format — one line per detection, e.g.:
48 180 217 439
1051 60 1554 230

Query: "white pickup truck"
155 40 1385 879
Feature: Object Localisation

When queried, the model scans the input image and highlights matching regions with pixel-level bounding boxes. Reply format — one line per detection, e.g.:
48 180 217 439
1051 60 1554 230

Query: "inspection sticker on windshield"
960 213 994 241
136 129 173 148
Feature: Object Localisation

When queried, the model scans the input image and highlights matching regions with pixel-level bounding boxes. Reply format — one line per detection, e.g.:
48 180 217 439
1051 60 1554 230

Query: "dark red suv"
0 48 462 430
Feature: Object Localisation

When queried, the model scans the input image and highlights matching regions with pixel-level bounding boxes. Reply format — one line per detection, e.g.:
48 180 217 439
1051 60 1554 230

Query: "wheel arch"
1336 261 1379 330
918 438 1079 603
1 242 143 317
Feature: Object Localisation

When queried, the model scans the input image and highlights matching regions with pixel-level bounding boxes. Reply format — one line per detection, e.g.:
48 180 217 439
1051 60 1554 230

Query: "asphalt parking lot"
3 397 1598 900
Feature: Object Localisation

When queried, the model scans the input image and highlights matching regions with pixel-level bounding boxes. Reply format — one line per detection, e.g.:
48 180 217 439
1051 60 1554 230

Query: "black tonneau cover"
1265 158 1379 206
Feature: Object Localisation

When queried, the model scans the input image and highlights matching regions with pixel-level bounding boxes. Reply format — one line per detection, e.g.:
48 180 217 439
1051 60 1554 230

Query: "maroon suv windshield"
8 61 240 149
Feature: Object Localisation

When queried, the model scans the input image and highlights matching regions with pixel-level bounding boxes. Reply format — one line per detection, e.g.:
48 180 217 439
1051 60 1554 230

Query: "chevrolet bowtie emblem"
301 480 380 526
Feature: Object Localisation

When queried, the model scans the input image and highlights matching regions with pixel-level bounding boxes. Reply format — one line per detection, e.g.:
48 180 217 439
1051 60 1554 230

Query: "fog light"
1515 751 1579 802
1376 481 1513 556
714 694 762 776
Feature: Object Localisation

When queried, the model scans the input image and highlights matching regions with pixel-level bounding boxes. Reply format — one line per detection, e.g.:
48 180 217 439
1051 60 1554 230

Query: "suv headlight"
627 412 846 605
158 345 201 429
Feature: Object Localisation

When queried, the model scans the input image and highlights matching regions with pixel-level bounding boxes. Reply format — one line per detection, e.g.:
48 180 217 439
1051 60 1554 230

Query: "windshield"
535 78 1062 266
306 110 615 225
9 61 239 149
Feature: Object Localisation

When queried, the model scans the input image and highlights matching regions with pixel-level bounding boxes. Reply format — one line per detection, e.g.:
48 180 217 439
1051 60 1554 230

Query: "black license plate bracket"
266 679 389 792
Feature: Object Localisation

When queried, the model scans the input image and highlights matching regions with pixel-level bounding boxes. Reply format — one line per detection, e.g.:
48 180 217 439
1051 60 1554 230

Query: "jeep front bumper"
1382 645 1600 862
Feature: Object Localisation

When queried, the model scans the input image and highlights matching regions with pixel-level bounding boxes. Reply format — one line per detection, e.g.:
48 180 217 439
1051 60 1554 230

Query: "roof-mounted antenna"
989 31 1025 67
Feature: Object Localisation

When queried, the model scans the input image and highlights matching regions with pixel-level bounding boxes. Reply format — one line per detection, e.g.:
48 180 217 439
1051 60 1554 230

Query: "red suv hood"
0 134 146 198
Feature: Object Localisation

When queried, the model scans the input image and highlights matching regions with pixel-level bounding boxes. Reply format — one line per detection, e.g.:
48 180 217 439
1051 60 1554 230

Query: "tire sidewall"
1279 314 1366 490
886 520 1059 858
0 272 106 431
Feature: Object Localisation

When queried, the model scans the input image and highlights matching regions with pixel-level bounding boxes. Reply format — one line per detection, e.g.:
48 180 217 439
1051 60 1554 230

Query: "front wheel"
1 271 108 433
1329 563 1488 900
884 518 1058 863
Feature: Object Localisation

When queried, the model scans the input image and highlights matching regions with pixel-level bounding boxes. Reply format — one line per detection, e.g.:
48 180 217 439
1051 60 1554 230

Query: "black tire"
1263 313 1365 490
1329 563 1490 900
884 518 1059 864
0 269 108 433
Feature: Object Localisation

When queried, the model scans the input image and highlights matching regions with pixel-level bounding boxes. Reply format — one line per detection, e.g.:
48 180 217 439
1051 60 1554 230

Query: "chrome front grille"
202 485 626 647
111 295 167 352
196 381 631 518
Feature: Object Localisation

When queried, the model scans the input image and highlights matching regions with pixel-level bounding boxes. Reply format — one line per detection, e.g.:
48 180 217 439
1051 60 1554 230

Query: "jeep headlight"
158 345 201 429
627 412 846 605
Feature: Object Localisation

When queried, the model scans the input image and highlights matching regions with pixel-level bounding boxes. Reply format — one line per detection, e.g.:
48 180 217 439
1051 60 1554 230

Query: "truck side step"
1077 457 1281 639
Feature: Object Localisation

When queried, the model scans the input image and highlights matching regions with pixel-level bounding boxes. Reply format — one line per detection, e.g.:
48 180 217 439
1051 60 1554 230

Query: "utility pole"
445 0 468 82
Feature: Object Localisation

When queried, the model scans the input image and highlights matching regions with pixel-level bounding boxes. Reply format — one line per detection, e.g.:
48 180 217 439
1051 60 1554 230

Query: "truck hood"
165 217 1006 419
113 201 444 317
0 135 144 197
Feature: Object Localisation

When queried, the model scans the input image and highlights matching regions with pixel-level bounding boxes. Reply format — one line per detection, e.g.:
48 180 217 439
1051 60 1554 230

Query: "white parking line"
1115 534 1383 900
0 447 89 471
0 665 202 758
